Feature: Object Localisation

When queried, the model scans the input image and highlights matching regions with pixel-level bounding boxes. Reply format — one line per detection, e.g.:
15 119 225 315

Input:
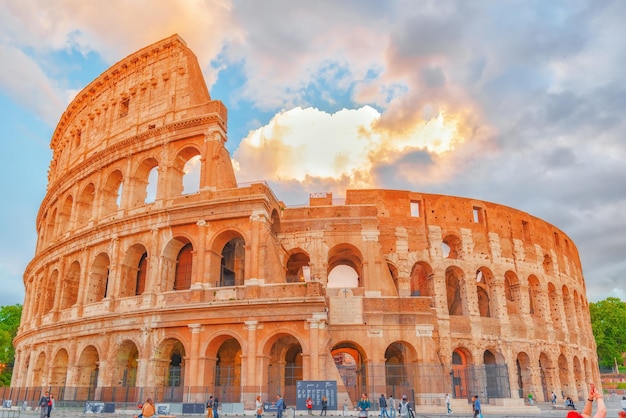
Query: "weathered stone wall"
12 35 598 411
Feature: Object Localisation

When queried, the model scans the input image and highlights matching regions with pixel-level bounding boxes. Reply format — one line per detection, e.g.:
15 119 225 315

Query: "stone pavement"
9 398 626 418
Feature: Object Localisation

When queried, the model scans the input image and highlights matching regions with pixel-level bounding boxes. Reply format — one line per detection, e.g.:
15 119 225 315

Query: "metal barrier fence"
1 363 510 408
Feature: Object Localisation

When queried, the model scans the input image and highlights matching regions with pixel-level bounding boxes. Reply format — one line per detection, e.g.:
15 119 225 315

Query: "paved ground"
7 398 626 418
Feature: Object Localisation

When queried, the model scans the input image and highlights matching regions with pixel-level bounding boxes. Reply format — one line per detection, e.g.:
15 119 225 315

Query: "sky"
0 0 625 307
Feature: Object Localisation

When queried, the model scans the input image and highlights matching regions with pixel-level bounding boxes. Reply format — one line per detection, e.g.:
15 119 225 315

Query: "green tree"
0 304 22 386
589 297 626 368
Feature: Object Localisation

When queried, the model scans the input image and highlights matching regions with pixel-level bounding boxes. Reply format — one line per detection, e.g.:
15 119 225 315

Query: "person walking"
38 391 50 418
256 395 263 418
445 393 452 415
398 396 410 418
379 394 389 418
471 396 481 418
213 396 219 418
321 396 328 416
358 393 371 417
207 395 214 418
275 394 285 418
387 395 396 418
46 393 54 418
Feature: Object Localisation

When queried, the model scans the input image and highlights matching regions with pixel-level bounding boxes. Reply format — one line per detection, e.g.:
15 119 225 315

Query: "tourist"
566 397 576 410
140 398 155 418
445 393 452 415
213 396 219 418
387 395 396 418
275 394 285 418
398 396 410 418
321 396 328 416
358 393 371 417
379 393 389 418
306 397 313 415
207 395 214 418
552 392 557 405
256 395 263 418
471 395 481 418
46 393 54 418
565 383 605 418
38 391 50 418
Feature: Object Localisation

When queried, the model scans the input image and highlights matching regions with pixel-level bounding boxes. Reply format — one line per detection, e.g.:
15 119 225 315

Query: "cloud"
0 0 236 124
233 102 495 204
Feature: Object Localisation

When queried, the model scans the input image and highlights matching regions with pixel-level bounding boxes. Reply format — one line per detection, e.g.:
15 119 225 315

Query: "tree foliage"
589 297 626 367
0 304 22 386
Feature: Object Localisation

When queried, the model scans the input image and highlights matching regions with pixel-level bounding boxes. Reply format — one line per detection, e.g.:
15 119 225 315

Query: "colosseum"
10 34 599 414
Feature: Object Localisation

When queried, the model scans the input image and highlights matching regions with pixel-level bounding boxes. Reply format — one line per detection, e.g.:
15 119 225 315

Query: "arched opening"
270 209 281 236
32 353 46 387
214 338 242 402
266 334 302 405
172 147 202 197
87 253 110 303
130 158 159 206
120 244 148 297
558 354 571 400
548 283 563 331
221 237 245 287
451 348 470 399
50 349 69 388
60 261 81 310
174 243 193 290
527 275 540 317
539 353 553 402
504 271 519 315
76 346 99 400
327 265 359 288
57 195 73 236
516 352 532 400
384 342 414 398
331 342 367 407
327 244 363 287
445 267 464 316
155 338 186 402
285 251 311 283
409 262 433 297
182 155 201 194
43 270 58 314
109 340 138 393
442 235 462 259
102 170 124 214
76 183 95 226
476 268 491 317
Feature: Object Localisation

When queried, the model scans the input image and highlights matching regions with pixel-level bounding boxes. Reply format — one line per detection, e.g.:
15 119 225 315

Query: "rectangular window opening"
410 200 420 217
522 221 531 242
472 206 483 223
553 232 560 247
119 98 129 118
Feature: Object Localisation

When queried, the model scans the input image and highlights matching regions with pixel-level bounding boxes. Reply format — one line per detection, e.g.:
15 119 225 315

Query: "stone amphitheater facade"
12 35 599 411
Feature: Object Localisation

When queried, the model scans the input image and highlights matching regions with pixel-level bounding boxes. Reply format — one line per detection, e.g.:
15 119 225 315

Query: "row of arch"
27 231 589 344
40 145 203 249
22 329 591 404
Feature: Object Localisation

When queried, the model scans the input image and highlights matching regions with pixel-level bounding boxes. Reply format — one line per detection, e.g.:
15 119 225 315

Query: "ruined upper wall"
48 34 226 184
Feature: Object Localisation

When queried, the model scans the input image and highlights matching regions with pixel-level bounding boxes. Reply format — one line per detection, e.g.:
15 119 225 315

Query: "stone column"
244 320 259 407
187 324 202 400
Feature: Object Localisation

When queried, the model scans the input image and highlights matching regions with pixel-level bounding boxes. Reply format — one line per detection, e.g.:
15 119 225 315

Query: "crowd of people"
120 382 624 418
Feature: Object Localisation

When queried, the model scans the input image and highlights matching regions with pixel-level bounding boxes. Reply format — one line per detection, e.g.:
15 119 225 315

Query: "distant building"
11 35 598 411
